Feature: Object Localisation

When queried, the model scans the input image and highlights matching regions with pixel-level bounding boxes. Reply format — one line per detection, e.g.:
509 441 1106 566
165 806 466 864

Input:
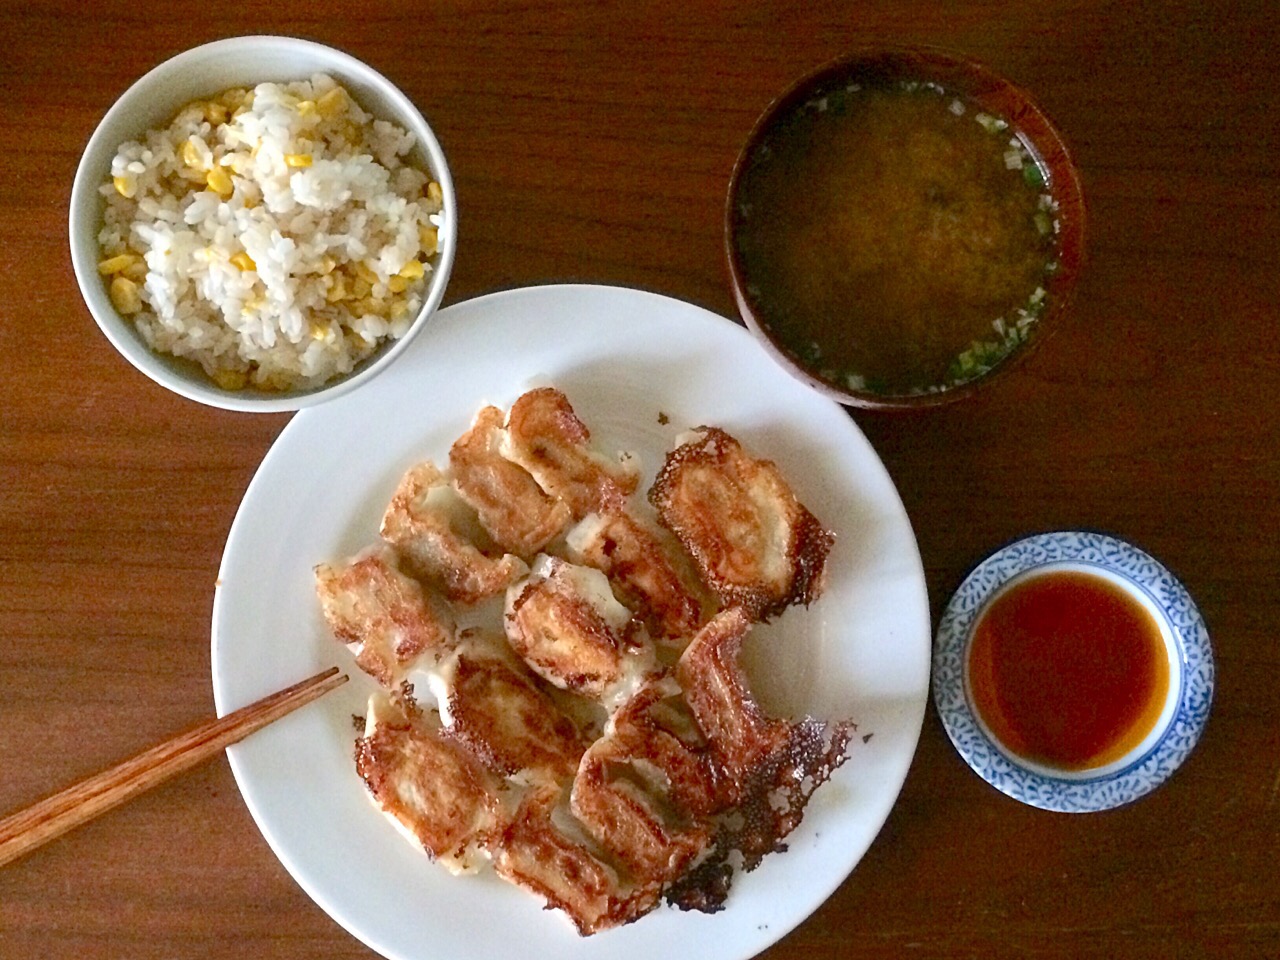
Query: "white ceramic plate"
211 284 931 960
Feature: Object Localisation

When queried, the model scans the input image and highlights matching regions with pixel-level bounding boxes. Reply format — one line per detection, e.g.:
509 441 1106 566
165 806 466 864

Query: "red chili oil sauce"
967 570 1171 771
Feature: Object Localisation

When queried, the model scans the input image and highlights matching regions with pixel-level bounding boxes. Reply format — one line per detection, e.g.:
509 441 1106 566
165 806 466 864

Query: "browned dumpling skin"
571 711 712 884
565 509 711 642
493 785 651 936
650 428 834 621
355 694 505 872
602 676 722 817
380 461 527 606
673 608 855 886
437 632 589 783
676 608 792 796
320 401 855 933
500 388 638 518
504 557 650 702
314 547 454 688
450 405 573 555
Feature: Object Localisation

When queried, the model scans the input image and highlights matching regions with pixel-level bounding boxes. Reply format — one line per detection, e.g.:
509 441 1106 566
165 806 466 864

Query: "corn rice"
97 74 444 392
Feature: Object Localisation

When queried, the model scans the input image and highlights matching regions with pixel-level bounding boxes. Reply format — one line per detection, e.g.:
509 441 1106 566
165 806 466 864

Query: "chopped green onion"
975 112 1001 133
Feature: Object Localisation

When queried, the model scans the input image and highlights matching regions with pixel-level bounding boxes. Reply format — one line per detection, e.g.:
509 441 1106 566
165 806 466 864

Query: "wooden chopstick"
0 666 348 869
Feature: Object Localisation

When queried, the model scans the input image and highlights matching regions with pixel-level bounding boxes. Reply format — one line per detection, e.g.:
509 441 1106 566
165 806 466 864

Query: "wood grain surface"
1 1 1276 957
0 668 346 870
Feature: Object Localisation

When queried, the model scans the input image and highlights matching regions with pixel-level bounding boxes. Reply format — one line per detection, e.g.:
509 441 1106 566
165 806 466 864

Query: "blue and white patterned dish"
933 531 1214 812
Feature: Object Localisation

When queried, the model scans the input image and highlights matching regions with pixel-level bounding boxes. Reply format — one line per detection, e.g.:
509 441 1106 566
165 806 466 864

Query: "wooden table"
2 2 1276 957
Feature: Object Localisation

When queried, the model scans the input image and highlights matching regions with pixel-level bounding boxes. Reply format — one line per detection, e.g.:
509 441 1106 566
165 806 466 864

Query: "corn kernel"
123 259 148 282
205 166 233 197
212 368 248 391
109 276 142 315
316 86 348 119
112 175 136 199
337 120 362 145
181 139 203 169
352 276 372 299
320 255 337 275
297 99 316 116
387 275 408 294
230 251 256 272
97 253 138 275
418 225 438 256
354 261 378 285
309 321 329 341
397 259 424 280
390 300 410 320
326 278 348 303
426 181 443 204
284 153 313 168
203 101 229 125
258 369 291 391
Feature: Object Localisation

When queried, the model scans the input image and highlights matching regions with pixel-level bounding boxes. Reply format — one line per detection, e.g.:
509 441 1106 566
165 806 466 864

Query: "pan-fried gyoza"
504 556 656 707
500 387 638 516
450 405 573 556
380 461 527 605
315 546 454 688
315 388 851 934
650 427 834 621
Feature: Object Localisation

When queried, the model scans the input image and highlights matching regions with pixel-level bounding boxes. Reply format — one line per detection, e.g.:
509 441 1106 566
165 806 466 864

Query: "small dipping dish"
933 532 1213 812
726 46 1086 409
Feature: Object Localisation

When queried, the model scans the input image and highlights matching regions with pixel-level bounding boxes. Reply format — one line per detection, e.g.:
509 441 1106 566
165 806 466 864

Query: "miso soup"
733 80 1061 396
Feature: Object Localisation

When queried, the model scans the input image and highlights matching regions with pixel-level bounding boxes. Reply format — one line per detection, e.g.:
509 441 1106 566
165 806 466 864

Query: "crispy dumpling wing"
650 427 834 621
667 608 855 911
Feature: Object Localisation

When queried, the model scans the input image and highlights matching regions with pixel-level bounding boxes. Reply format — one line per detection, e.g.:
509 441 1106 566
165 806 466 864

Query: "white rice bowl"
97 72 445 392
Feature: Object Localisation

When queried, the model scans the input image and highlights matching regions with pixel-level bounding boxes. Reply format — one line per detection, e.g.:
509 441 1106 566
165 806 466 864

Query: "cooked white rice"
97 73 444 391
